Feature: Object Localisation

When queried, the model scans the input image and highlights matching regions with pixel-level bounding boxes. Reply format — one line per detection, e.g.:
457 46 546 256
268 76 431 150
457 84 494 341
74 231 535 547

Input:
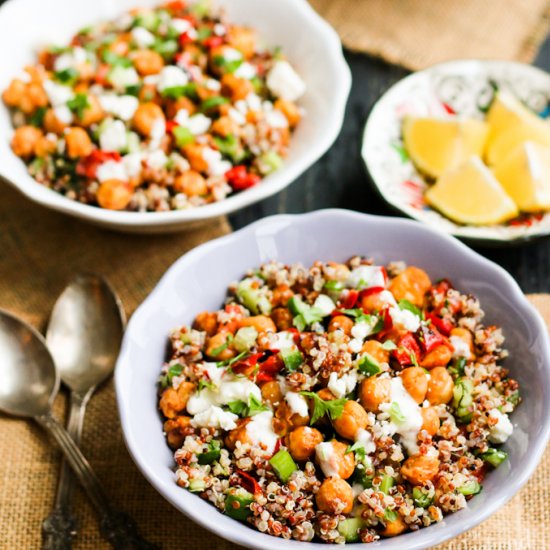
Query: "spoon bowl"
46 274 125 396
0 309 58 417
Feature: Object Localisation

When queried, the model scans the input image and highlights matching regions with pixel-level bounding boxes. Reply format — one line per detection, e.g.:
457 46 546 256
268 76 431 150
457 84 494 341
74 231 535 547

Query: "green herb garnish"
67 93 89 119
357 353 381 377
300 392 347 425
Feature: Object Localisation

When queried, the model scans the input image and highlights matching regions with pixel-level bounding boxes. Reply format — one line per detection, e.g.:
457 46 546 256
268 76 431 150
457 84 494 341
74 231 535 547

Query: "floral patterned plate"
362 60 550 244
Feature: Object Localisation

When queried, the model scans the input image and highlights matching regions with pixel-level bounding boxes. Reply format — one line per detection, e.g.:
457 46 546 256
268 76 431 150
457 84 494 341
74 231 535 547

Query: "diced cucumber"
337 518 365 542
233 326 258 353
225 488 254 520
188 478 206 493
237 280 272 315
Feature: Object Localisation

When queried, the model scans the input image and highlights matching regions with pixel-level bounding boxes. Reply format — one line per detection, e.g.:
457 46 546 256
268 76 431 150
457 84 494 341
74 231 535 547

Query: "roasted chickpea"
359 376 391 412
400 366 429 404
287 426 323 461
174 170 208 197
316 440 355 480
193 311 218 336
324 262 350 282
139 83 162 105
273 400 309 436
221 73 254 101
316 477 354 514
65 127 93 158
332 400 369 440
181 143 208 172
11 125 42 158
274 98 301 128
270 307 293 331
261 380 283 407
163 416 192 449
159 381 196 419
317 388 337 401
2 79 27 107
227 26 257 58
225 418 252 450
108 33 131 56
427 367 454 405
420 344 453 368
361 340 390 365
78 94 105 127
205 331 235 360
34 135 57 157
389 266 432 307
328 315 354 336
43 108 68 134
27 82 49 110
131 49 164 76
380 514 407 537
211 115 239 138
271 284 293 307
450 327 474 358
96 179 133 210
361 291 392 313
400 454 440 485
239 315 276 334
166 96 197 118
133 102 165 136
420 407 440 436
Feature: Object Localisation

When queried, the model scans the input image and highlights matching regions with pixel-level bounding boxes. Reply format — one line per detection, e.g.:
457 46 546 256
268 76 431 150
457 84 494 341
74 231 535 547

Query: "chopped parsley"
398 299 423 319
159 363 183 388
67 93 89 119
226 394 269 417
300 391 347 425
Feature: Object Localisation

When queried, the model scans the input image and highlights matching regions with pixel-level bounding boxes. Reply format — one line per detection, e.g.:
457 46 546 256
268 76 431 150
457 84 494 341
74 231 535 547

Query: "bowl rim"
361 58 550 244
0 0 351 229
115 209 550 549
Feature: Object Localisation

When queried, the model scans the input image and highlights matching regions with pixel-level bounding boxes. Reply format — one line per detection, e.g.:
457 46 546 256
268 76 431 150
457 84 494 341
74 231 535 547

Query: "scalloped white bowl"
0 0 350 233
116 209 550 549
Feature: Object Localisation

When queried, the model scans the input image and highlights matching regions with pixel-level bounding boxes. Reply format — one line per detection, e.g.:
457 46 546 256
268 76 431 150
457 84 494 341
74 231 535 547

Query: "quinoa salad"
2 1 304 211
157 257 520 543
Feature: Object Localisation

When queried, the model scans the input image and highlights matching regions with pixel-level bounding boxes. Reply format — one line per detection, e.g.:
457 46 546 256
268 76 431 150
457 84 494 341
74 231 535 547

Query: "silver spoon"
41 274 125 549
0 309 156 549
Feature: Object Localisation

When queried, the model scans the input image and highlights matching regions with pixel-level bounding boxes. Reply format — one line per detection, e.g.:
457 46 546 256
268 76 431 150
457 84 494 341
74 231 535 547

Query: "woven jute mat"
309 0 550 71
0 181 549 548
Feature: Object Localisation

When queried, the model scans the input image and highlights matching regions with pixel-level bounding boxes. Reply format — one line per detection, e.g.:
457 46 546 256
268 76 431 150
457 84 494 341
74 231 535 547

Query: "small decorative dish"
362 60 550 244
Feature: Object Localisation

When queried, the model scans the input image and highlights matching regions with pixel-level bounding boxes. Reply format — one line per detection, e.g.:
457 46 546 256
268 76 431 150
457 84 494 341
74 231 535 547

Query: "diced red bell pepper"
94 63 111 86
273 437 283 455
426 312 454 337
380 266 389 285
225 165 261 191
236 470 262 495
231 352 263 375
429 278 453 300
76 150 121 179
359 286 385 298
203 36 224 49
340 289 359 309
165 120 179 134
392 332 421 366
256 352 283 383
163 1 187 13
417 323 448 354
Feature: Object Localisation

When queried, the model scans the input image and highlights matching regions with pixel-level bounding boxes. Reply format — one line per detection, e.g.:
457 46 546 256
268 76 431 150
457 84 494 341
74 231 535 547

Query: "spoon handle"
42 392 89 549
36 413 157 550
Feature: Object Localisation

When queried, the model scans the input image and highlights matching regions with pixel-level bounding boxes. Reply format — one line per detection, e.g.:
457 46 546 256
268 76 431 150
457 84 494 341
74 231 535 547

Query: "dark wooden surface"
230 45 550 294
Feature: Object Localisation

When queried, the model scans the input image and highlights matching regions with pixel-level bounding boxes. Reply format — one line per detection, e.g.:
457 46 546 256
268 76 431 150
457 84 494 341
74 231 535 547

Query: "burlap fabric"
309 0 550 71
0 180 549 548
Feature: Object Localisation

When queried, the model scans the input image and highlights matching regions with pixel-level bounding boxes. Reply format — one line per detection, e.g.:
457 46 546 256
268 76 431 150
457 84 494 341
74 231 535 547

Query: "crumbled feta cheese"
174 109 211 135
53 105 73 125
285 392 309 417
349 339 363 354
99 119 128 152
266 60 305 102
200 362 226 387
213 23 226 36
347 265 386 289
43 80 74 106
148 117 166 148
98 94 139 121
265 109 289 129
157 65 188 92
271 331 296 351
355 428 376 454
245 411 278 452
191 405 238 431
234 62 256 80
122 152 143 177
488 409 514 444
315 442 340 477
450 335 472 359
146 149 168 169
222 47 242 62
378 290 397 306
108 66 140 89
204 78 222 91
171 18 192 34
228 107 246 125
131 26 155 48
96 160 127 182
327 371 357 399
202 147 232 176
380 377 423 455
245 93 262 112
389 307 421 332
54 46 88 72
313 294 336 316
351 320 374 341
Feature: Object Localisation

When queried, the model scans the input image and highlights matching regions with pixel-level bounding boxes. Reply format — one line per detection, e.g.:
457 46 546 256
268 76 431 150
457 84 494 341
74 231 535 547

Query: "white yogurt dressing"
315 442 340 478
245 411 278 452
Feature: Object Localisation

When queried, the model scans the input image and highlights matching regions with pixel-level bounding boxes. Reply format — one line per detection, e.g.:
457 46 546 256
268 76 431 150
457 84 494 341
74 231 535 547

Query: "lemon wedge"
425 156 518 225
493 141 550 212
403 117 488 179
485 91 550 165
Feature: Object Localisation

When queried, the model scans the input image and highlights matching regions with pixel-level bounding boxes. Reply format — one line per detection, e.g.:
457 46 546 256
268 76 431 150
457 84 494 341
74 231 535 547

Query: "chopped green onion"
29 107 47 127
201 95 230 112
269 450 297 482
102 50 133 67
358 353 381 377
351 464 373 488
214 134 247 163
233 326 258 353
479 448 508 468
224 488 254 520
54 67 79 85
210 335 233 357
159 363 183 388
197 379 215 393
449 356 467 377
213 55 243 74
453 378 474 422
152 38 178 59
237 280 272 315
197 440 221 464
457 480 481 496
247 394 269 416
379 474 394 495
324 280 345 292
258 151 283 175
388 402 406 424
173 126 195 148
337 518 365 542
280 348 303 372
67 93 89 120
412 487 433 508
381 340 397 351
188 478 206 493
383 509 398 522
216 350 248 369
398 299 423 318
161 83 198 100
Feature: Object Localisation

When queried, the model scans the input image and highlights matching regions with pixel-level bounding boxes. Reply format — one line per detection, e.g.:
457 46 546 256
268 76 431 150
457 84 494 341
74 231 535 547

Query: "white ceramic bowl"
362 60 550 244
116 209 550 549
0 0 350 233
